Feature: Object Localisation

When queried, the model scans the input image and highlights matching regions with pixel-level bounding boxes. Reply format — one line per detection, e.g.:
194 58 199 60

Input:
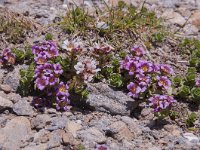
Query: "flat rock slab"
0 117 32 149
87 83 138 116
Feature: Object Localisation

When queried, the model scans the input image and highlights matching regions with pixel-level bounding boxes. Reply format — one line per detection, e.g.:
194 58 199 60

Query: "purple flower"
138 61 153 73
0 49 16 65
127 61 139 75
32 45 42 55
136 74 151 85
34 52 47 64
156 76 171 90
127 82 141 98
32 41 58 58
56 82 69 96
131 45 145 57
53 63 63 75
96 144 109 150
35 76 49 90
32 97 45 108
160 64 174 75
136 74 151 92
196 78 200 87
149 95 176 112
46 46 58 58
2 49 11 56
152 64 160 73
48 74 58 86
56 99 69 111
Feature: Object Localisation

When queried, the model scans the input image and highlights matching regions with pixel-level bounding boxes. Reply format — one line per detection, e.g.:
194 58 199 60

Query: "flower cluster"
74 57 101 82
195 78 200 87
62 39 83 53
34 63 63 90
121 45 175 113
92 43 114 55
32 41 58 64
149 95 176 112
32 41 70 111
0 49 16 65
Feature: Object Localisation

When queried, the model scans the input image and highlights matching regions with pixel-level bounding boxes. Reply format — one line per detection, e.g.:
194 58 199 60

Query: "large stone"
121 116 142 135
3 67 20 91
87 83 138 116
190 10 200 28
13 99 34 116
0 95 13 110
23 143 48 150
45 116 68 131
65 121 82 137
162 9 186 26
31 114 51 130
108 121 134 141
47 130 63 149
0 117 32 149
77 127 106 143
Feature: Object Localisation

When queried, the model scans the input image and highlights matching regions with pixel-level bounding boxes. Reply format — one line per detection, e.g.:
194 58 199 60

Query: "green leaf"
45 33 53 40
108 73 123 87
189 57 199 67
177 85 190 98
185 73 196 86
191 87 200 100
186 112 197 127
173 76 183 86
11 48 25 62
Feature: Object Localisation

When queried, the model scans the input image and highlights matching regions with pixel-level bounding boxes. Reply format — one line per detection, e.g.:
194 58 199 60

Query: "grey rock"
0 69 5 83
33 129 50 144
87 83 138 116
13 99 34 116
162 9 186 26
47 130 63 149
183 133 199 143
90 116 112 131
121 116 142 135
23 143 48 150
31 114 51 130
65 121 82 138
108 121 134 141
0 91 21 103
0 95 13 110
3 67 20 91
78 127 106 143
0 117 32 149
45 116 68 131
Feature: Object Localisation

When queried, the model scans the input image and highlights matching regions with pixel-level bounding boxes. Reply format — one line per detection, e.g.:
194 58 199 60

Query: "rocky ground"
0 0 200 150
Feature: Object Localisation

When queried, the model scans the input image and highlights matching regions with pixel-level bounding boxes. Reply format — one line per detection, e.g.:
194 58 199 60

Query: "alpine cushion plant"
0 49 16 66
74 56 101 83
31 41 70 111
120 45 176 117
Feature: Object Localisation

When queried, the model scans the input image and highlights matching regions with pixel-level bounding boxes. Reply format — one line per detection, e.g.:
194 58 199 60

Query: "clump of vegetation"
0 1 177 118
59 1 166 50
0 8 33 43
174 38 200 102
186 112 197 127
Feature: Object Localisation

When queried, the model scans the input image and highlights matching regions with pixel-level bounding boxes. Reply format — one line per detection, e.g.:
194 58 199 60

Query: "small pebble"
0 84 12 93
